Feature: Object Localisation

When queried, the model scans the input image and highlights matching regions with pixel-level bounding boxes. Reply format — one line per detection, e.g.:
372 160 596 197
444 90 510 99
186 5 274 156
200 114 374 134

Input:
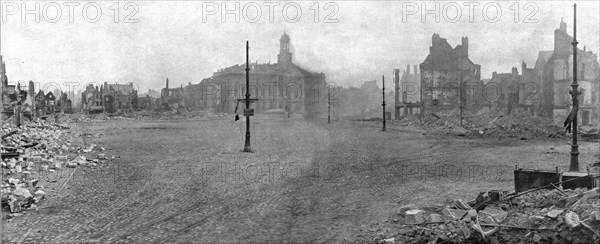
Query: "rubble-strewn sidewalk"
1 118 114 220
373 187 600 244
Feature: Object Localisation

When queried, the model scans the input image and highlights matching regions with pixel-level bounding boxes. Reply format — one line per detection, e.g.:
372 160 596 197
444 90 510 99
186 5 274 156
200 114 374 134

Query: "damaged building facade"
160 78 186 110
419 34 483 115
178 32 326 118
534 19 600 125
395 65 421 118
485 63 537 116
81 82 138 113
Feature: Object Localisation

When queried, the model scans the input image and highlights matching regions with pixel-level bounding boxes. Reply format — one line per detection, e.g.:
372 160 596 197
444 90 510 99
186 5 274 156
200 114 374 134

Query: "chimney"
560 18 567 32
414 65 418 74
462 37 469 57
406 65 410 74
166 78 169 89
29 80 35 110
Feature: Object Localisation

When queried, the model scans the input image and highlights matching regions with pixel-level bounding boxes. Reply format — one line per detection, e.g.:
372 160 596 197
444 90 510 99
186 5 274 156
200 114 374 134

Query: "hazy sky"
1 1 599 92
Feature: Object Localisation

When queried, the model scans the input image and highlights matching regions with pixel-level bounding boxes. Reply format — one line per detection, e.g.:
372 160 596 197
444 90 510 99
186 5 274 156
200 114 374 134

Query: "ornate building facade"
183 32 326 118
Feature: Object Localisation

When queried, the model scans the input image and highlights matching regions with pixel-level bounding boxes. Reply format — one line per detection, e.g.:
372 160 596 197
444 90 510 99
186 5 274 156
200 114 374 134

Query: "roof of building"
422 34 475 71
45 91 55 100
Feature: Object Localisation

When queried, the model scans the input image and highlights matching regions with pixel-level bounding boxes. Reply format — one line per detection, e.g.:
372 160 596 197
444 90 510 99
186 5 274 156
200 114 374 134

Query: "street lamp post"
328 84 331 123
569 4 580 171
382 75 386 131
460 80 463 127
239 41 258 152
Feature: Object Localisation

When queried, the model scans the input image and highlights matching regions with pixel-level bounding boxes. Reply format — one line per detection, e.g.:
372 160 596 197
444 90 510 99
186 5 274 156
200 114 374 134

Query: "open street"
3 114 598 243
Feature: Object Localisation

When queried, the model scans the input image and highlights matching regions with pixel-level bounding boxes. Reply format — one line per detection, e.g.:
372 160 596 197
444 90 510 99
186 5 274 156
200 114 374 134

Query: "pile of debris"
397 110 564 139
65 113 128 123
1 118 113 218
579 125 600 142
376 187 600 244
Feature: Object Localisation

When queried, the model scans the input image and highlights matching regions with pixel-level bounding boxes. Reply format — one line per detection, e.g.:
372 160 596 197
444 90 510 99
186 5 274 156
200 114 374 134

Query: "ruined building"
419 34 482 115
57 93 73 114
161 78 186 110
103 82 138 113
80 82 138 113
186 32 326 118
484 61 539 116
395 65 421 118
533 19 600 125
1 55 21 110
34 90 56 115
81 84 104 114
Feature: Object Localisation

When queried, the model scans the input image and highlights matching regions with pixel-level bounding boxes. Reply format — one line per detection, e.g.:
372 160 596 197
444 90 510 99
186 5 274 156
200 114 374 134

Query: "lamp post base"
569 145 579 171
243 133 252 153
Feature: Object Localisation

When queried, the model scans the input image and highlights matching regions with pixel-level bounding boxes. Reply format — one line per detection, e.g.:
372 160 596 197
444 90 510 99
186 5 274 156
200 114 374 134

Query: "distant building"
103 82 138 113
36 91 57 115
81 84 104 114
161 78 186 110
487 67 521 115
395 65 421 118
57 93 73 113
189 32 326 118
80 82 138 114
335 80 393 119
1 55 25 111
137 95 155 111
534 19 600 125
419 34 482 115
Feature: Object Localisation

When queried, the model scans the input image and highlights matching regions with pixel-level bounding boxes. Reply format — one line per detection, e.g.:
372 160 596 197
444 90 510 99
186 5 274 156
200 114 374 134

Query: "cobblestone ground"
3 115 599 243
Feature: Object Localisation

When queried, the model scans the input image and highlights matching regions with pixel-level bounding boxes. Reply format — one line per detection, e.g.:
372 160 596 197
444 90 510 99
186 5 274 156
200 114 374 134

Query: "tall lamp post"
239 41 258 152
382 75 386 131
569 4 580 171
328 84 331 123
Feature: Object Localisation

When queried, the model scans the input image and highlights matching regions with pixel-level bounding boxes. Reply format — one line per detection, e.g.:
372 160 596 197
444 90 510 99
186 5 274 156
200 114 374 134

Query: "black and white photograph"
1 0 600 243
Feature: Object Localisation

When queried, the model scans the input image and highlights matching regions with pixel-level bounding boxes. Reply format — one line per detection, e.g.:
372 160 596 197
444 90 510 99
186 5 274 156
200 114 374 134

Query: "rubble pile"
579 125 600 141
1 118 112 218
65 113 128 123
397 110 565 139
375 187 600 244
66 110 222 122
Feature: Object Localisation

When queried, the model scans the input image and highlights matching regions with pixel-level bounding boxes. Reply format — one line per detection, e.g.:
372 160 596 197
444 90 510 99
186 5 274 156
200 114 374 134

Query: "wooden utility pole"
569 4 580 171
382 75 386 131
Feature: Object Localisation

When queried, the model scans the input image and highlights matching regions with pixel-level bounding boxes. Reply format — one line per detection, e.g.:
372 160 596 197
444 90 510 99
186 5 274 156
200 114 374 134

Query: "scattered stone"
428 214 442 223
590 211 600 222
12 187 32 198
547 209 564 219
405 209 425 224
442 207 473 220
564 211 580 228
2 117 113 219
382 237 395 244
479 207 508 223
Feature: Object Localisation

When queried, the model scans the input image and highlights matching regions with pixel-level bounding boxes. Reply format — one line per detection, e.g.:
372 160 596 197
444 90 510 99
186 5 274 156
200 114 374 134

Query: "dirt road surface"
3 115 598 243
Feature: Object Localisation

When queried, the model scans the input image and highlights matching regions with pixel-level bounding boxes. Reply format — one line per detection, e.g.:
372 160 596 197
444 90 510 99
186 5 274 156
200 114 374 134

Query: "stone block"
405 209 425 224
428 213 443 222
